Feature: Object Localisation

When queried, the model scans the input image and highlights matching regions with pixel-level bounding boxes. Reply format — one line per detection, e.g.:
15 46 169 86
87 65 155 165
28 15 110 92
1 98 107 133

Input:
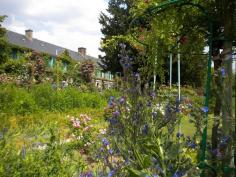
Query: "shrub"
0 84 110 115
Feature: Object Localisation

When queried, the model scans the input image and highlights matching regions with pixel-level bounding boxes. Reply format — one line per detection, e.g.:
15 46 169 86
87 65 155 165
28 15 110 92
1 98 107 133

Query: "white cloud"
2 0 108 57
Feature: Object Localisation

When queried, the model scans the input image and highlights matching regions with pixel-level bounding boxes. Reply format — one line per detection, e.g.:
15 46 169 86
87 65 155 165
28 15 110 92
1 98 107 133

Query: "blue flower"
108 170 115 177
201 106 208 113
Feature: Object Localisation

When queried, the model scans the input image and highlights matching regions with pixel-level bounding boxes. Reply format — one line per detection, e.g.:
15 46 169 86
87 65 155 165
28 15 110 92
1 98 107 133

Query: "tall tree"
0 15 10 65
99 0 137 75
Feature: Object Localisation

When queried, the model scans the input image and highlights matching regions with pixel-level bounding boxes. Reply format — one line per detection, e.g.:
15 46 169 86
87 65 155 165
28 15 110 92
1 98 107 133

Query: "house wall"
94 69 115 89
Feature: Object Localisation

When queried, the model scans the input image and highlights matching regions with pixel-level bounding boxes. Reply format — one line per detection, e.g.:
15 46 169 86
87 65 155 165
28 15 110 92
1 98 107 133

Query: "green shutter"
62 61 68 72
96 70 100 78
48 57 55 68
12 49 18 60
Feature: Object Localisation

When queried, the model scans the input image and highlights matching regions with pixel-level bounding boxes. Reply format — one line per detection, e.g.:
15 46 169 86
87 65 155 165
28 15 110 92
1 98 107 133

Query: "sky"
1 0 108 57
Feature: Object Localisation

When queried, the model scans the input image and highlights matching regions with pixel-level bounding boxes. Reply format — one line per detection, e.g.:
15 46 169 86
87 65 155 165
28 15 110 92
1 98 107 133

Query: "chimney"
78 47 86 57
25 29 33 40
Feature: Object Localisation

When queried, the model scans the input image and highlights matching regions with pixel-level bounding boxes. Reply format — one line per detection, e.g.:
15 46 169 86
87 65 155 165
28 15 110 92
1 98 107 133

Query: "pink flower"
72 120 81 128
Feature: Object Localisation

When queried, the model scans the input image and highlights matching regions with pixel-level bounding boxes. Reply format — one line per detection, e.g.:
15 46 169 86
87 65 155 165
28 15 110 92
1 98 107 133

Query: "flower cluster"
67 114 92 131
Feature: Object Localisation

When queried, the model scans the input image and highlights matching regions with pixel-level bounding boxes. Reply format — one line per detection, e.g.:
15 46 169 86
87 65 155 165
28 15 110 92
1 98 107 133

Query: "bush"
0 84 110 115
0 84 37 115
0 126 84 177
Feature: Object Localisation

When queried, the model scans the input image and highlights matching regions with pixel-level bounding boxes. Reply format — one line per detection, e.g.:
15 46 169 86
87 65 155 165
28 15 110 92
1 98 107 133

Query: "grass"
0 107 106 147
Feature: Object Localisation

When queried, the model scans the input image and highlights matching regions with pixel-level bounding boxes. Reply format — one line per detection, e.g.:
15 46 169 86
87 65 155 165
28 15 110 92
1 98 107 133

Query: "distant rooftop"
6 30 98 63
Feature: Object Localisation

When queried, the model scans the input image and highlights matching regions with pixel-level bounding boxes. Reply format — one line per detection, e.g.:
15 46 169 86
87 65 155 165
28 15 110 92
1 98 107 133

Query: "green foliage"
100 85 204 176
28 51 46 84
58 49 75 65
80 60 95 83
0 84 111 115
99 0 138 74
0 126 84 176
0 15 10 65
0 58 27 75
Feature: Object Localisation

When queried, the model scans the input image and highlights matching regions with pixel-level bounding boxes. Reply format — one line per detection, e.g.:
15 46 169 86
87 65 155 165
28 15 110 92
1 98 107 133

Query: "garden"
0 0 236 177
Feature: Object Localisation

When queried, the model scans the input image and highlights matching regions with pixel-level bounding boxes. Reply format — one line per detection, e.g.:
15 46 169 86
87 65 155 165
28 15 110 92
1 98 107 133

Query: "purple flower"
109 96 115 101
151 92 156 98
102 138 109 146
156 165 163 174
168 164 173 170
147 101 152 107
134 72 140 78
108 101 114 108
201 106 209 113
124 62 131 69
173 171 185 177
125 158 130 165
21 146 26 159
142 124 149 135
187 142 196 149
119 97 125 104
221 67 226 77
108 149 113 155
112 110 120 118
109 118 118 125
108 170 115 177
0 132 3 140
176 132 183 138
152 111 158 118
83 172 93 177
219 136 231 147
152 157 158 164
119 43 126 49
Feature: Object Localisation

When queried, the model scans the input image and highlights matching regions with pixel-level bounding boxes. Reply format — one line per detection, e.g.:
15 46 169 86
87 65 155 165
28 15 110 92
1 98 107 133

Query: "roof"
6 30 99 64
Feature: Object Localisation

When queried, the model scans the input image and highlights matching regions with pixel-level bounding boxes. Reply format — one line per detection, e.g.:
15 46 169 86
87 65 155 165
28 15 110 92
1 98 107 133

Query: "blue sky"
1 0 108 57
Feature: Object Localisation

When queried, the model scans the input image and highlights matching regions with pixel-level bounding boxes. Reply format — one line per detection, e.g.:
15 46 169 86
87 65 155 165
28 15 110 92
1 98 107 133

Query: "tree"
80 60 94 83
0 15 10 65
128 0 208 88
28 51 45 84
99 0 138 75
